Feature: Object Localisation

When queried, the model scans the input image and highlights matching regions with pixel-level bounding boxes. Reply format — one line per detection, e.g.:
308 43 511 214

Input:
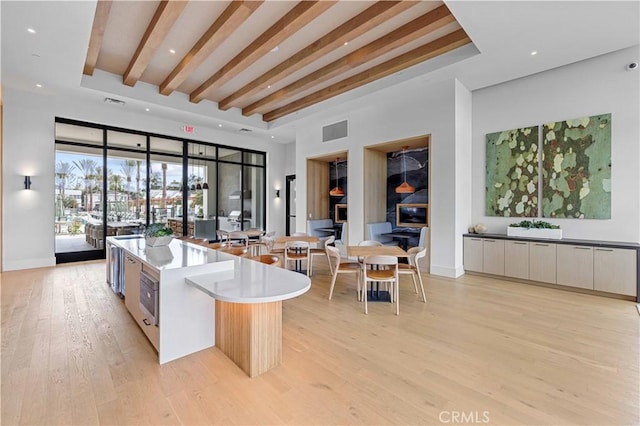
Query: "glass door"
54 145 105 261
286 174 296 236
106 131 147 238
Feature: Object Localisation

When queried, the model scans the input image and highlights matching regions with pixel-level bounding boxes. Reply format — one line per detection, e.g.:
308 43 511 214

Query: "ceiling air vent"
104 97 126 106
239 128 252 133
322 120 348 142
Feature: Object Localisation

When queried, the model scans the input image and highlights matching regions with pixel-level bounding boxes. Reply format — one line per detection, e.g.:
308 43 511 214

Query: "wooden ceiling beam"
123 1 187 87
159 1 263 96
242 4 456 117
217 0 417 111
83 0 113 76
263 29 471 122
189 1 336 104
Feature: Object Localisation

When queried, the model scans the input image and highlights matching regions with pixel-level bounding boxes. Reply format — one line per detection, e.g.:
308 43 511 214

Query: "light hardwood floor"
1 259 638 425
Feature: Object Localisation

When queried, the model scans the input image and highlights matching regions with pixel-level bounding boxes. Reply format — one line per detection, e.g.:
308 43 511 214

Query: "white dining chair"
362 255 399 315
309 235 334 276
284 241 311 275
398 246 427 302
326 245 361 300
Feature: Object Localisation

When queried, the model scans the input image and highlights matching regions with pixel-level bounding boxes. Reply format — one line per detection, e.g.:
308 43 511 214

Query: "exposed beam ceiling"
82 0 471 123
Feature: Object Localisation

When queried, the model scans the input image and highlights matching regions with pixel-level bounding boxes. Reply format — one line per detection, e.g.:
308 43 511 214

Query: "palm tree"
135 160 142 219
94 165 103 214
161 163 168 208
121 160 136 217
55 161 75 199
108 171 124 219
73 159 97 212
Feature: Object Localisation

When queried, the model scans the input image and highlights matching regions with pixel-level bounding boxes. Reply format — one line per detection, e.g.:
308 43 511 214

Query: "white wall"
454 80 473 274
2 88 287 270
295 76 466 277
472 45 640 243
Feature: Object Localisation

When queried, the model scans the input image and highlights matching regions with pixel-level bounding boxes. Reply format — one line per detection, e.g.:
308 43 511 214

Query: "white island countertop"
185 257 311 303
108 235 235 270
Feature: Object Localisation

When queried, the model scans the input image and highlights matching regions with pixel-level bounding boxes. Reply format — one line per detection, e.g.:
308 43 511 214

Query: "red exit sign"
182 125 195 134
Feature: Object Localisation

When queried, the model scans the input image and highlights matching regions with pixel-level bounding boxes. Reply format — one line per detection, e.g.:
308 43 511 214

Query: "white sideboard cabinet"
463 234 638 300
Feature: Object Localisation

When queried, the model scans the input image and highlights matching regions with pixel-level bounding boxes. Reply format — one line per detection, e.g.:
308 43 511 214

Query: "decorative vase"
145 235 173 247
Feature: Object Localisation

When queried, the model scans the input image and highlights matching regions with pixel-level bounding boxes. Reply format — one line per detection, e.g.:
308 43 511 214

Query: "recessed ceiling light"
344 42 348 46
267 85 271 89
271 135 275 139
270 46 279 53
145 108 150 112
531 51 537 56
218 124 222 128
36 83 42 88
27 28 36 34
169 49 176 54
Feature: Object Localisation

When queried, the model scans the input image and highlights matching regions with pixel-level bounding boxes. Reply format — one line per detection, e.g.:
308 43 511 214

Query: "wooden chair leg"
411 273 418 293
417 272 427 302
328 272 338 300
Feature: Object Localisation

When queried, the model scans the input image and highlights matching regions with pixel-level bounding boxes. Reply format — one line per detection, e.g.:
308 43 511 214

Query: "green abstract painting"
542 113 611 219
485 126 539 217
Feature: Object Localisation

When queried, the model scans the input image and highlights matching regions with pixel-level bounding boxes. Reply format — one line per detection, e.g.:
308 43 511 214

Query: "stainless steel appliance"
106 240 125 296
139 271 159 326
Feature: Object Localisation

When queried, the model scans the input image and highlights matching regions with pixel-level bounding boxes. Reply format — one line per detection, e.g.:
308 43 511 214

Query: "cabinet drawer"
594 248 637 296
529 243 557 284
556 245 594 289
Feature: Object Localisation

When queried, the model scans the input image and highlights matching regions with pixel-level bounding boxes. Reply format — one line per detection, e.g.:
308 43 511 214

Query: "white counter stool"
250 254 282 268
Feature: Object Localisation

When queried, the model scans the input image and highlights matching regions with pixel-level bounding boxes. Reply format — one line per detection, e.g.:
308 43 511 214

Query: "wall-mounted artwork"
541 113 611 219
485 126 539 217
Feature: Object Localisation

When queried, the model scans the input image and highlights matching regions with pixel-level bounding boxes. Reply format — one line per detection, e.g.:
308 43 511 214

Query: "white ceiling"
2 1 639 144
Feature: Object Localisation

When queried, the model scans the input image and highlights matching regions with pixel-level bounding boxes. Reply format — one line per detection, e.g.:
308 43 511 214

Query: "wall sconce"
275 189 280 198
24 176 32 190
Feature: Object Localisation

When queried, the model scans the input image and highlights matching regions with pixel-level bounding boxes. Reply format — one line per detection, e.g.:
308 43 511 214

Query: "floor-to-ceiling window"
55 118 266 263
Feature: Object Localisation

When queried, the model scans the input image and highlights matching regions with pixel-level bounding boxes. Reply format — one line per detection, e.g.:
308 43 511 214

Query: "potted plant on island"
144 223 174 246
507 220 562 239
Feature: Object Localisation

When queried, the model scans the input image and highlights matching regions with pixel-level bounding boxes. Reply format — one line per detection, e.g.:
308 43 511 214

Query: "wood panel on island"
463 234 638 300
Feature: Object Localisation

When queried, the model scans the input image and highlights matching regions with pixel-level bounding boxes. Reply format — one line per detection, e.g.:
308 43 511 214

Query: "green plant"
509 220 560 229
144 223 173 237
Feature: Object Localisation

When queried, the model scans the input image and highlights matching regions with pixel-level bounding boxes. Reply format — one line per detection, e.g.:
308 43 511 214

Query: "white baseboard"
3 256 56 271
430 265 465 278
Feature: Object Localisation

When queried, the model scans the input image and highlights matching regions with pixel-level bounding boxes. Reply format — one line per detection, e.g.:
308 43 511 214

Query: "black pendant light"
395 146 415 194
189 144 196 191
196 149 203 190
202 146 209 190
329 157 345 197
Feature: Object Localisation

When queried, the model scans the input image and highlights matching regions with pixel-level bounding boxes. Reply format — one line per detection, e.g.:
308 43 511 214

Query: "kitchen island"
106 236 310 376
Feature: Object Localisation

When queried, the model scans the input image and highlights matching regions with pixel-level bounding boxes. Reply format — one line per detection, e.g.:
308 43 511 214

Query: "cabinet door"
482 239 505 275
594 248 637 296
529 243 557 284
464 237 483 272
556 245 594 289
505 241 529 280
124 254 142 320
